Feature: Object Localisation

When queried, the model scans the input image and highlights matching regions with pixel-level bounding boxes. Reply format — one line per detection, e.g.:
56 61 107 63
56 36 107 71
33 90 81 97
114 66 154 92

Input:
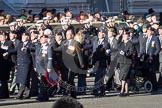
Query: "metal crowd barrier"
0 21 126 31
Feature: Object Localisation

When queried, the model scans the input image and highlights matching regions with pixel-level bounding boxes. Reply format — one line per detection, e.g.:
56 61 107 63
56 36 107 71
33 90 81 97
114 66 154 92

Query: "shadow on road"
0 98 56 106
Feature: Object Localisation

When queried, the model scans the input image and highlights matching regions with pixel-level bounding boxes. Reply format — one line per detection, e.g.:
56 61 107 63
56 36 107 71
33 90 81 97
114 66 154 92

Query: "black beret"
142 23 151 28
128 28 135 33
10 30 17 34
148 27 155 31
22 32 30 37
33 31 39 34
40 35 48 38
124 32 130 36
98 26 108 34
55 30 63 36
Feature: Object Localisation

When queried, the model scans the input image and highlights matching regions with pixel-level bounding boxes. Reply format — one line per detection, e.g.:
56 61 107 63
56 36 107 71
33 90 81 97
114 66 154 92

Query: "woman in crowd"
117 32 134 97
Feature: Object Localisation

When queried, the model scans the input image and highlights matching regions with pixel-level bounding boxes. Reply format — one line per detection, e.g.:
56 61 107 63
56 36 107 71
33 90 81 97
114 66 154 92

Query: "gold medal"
151 41 155 48
42 53 46 57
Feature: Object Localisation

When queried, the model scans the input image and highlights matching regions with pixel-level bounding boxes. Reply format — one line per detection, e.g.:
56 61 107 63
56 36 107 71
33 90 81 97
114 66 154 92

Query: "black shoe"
124 93 129 96
70 95 77 99
118 93 126 97
15 96 23 99
63 92 68 96
36 98 49 102
94 93 100 97
0 96 9 99
77 92 86 96
99 92 106 97
23 96 31 99
9 91 14 95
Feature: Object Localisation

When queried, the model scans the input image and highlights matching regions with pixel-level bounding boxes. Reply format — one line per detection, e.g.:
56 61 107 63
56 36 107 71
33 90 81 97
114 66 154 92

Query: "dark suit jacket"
92 38 110 67
0 40 14 51
8 41 33 84
54 39 84 70
130 35 140 55
108 37 118 61
159 36 162 62
35 43 53 75
51 40 63 67
10 39 20 64
117 41 134 64
0 48 11 80
138 33 146 56
142 35 160 57
30 40 39 68
0 39 14 65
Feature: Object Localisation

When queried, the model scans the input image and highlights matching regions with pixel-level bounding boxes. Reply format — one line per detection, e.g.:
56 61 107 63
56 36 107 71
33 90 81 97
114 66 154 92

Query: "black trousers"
143 57 158 90
30 69 39 96
38 75 49 100
67 70 76 98
0 80 9 99
16 84 30 98
94 67 106 94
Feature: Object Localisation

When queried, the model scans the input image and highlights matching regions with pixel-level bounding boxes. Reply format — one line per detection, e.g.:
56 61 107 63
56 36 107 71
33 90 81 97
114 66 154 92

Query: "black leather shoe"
99 92 106 97
118 93 126 97
70 95 77 99
36 98 49 102
23 96 31 99
15 96 23 99
124 93 129 96
94 93 100 97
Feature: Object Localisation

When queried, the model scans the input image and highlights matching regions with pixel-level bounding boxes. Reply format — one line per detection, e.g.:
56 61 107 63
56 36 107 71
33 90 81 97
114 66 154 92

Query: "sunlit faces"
142 27 148 33
147 29 154 36
108 30 114 38
30 32 38 41
123 33 130 41
0 33 8 42
66 11 72 18
9 32 16 40
40 35 48 44
151 15 157 22
55 34 62 42
66 30 74 40
22 34 30 42
98 31 105 39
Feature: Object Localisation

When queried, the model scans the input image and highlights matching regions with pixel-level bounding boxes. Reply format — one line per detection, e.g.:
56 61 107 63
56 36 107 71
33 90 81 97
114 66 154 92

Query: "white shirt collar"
32 39 38 43
109 37 114 42
99 38 104 42
11 39 16 42
23 41 28 46
57 40 61 45
41 43 48 48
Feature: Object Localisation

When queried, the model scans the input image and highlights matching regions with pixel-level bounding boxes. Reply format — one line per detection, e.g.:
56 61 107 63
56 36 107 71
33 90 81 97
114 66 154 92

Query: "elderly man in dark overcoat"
4 32 33 99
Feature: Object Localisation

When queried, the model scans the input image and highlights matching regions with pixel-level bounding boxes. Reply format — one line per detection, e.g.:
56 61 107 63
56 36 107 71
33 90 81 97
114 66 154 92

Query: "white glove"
119 50 125 55
87 68 94 73
106 49 111 54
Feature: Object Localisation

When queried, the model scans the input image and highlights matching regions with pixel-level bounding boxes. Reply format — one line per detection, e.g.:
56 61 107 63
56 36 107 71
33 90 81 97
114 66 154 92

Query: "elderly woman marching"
117 32 135 97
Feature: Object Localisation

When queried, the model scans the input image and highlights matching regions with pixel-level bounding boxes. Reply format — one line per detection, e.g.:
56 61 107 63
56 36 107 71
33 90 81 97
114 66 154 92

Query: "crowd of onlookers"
0 7 108 25
1 6 162 101
0 7 161 26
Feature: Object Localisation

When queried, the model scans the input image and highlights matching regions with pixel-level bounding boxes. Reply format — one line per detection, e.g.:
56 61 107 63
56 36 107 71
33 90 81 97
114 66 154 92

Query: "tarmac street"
1 91 162 108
